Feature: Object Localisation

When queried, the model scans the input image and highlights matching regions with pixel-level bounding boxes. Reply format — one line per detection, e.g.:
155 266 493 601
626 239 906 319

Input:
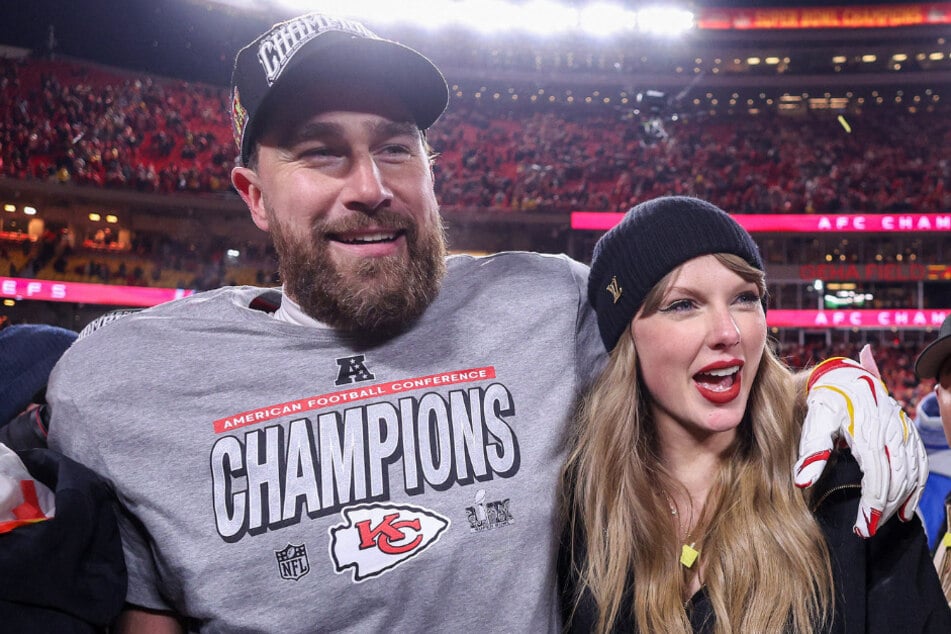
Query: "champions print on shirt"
208 364 521 544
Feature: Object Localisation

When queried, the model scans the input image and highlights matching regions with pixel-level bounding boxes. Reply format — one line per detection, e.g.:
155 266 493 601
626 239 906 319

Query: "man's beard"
267 204 447 338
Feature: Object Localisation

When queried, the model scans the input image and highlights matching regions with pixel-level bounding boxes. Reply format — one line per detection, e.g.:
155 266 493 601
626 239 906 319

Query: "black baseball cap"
915 314 951 380
231 13 449 166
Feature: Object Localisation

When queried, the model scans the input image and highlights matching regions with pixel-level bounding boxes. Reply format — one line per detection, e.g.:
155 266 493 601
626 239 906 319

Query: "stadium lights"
579 3 637 37
507 1 579 36
635 7 694 36
445 0 521 33
272 0 694 37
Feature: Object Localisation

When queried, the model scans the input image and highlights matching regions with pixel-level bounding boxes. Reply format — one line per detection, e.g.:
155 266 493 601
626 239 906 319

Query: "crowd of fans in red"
429 100 951 214
2 56 950 214
0 57 234 194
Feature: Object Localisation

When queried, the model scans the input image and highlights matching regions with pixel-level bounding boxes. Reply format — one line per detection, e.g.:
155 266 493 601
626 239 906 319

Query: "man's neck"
272 291 331 329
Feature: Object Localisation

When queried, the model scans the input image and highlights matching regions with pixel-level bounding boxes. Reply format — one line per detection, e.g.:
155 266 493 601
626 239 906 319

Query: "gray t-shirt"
48 252 605 633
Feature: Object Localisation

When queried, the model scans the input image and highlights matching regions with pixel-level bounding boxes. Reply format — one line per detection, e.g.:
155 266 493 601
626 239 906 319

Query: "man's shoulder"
447 251 589 281
68 286 279 352
447 250 585 268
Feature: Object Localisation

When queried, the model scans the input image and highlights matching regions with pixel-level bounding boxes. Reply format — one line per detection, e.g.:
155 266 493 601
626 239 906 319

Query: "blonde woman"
561 197 949 633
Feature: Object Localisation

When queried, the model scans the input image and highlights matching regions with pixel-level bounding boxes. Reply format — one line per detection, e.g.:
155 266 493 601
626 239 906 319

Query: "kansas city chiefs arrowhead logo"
329 503 450 582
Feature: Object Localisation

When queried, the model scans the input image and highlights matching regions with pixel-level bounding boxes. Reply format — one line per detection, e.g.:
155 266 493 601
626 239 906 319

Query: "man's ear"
231 166 269 231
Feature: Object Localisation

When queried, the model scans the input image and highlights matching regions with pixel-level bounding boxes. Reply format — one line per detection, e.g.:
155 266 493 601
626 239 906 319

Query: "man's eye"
380 144 413 157
298 147 335 159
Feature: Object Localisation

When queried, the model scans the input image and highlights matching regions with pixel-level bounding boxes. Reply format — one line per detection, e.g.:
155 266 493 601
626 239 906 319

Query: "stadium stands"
2 56 949 214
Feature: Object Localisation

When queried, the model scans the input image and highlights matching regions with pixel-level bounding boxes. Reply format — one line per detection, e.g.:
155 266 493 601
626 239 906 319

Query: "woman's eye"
736 291 761 305
659 299 694 313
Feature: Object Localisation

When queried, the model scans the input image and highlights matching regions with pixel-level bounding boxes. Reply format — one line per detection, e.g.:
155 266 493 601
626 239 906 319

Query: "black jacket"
0 448 127 633
560 451 951 632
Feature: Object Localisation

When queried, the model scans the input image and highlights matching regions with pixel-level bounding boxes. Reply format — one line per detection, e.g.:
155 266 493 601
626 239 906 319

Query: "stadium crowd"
2 56 950 214
0 57 234 194
431 100 951 214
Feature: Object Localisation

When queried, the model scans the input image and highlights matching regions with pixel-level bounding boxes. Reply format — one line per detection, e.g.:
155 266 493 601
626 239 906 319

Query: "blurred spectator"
913 314 951 602
0 324 77 448
0 325 125 631
916 392 951 550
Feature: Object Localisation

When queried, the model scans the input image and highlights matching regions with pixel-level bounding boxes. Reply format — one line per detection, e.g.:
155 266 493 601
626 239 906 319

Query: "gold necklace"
668 498 701 569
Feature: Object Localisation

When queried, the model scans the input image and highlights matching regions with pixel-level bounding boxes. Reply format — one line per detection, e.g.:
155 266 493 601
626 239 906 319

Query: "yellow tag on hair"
680 543 700 568
943 532 951 548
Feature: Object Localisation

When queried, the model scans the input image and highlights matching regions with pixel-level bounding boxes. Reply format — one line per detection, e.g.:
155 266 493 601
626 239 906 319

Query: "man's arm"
115 606 184 634
794 345 928 537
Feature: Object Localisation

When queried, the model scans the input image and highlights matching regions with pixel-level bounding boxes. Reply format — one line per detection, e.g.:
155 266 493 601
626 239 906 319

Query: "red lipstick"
694 360 743 404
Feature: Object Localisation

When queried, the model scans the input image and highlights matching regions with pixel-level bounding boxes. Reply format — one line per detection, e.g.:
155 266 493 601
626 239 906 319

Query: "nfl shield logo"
275 543 310 581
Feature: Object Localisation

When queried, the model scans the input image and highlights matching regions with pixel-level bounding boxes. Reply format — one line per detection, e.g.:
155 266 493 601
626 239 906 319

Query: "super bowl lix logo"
329 503 449 582
465 489 514 532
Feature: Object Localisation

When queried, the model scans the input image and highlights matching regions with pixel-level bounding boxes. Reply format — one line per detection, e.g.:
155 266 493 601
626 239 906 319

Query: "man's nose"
344 153 393 211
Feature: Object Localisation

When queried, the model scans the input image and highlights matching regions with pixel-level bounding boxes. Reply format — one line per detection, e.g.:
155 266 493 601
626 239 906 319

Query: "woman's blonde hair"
564 253 833 633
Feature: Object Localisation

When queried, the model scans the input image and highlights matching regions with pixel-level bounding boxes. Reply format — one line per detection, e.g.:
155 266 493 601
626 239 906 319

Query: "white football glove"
794 346 928 538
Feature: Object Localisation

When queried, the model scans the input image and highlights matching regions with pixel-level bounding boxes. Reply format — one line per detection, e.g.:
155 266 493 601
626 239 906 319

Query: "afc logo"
335 355 375 386
329 504 449 582
275 543 310 581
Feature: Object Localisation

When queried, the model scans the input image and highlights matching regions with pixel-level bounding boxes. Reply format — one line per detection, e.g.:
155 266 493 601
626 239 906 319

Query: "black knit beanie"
588 196 765 351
